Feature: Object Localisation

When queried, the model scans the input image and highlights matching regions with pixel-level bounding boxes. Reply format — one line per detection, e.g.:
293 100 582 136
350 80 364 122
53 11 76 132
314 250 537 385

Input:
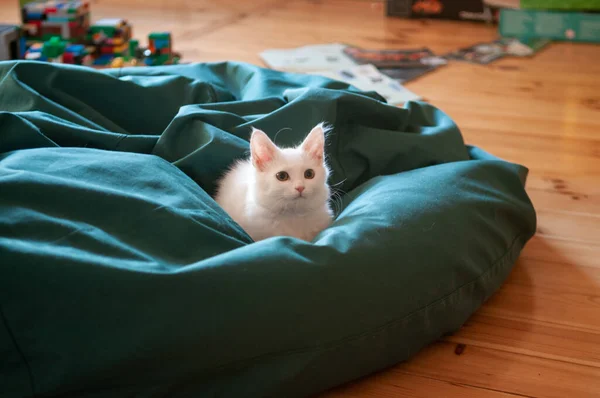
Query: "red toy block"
63 52 75 63
28 20 42 35
100 46 117 54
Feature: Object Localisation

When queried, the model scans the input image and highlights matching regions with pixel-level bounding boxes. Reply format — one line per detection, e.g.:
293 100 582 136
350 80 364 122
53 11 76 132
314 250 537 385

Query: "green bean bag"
0 60 536 398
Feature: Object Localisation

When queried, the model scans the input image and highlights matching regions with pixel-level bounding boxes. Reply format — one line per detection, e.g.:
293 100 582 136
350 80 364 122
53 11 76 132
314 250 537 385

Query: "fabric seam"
202 232 529 374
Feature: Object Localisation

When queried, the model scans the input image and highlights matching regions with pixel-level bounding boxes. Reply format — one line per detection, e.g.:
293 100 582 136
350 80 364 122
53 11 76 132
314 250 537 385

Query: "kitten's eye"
276 171 289 181
304 169 315 179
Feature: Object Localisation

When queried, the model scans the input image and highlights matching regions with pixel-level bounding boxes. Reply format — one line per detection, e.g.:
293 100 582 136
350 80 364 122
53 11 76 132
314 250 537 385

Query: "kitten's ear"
250 128 277 171
301 123 327 161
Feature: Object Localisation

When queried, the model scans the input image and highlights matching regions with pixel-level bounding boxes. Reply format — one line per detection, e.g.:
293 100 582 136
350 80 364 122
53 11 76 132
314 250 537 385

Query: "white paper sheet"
312 64 421 105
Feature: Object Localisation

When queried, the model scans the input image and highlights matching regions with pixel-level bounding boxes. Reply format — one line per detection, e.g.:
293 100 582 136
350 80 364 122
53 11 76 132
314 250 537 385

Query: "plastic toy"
85 18 133 66
24 35 92 65
7 0 182 67
21 0 90 42
88 18 132 55
144 32 180 66
62 43 92 65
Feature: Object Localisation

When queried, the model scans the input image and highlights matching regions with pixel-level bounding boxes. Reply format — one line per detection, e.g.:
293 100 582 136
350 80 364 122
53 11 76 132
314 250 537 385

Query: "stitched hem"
198 231 529 375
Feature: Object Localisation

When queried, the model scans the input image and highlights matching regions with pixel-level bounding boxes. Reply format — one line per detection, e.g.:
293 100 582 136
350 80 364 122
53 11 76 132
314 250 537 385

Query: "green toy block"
520 0 600 10
89 26 116 37
89 19 127 38
149 32 170 41
42 36 66 58
39 33 77 43
153 53 169 64
128 39 138 57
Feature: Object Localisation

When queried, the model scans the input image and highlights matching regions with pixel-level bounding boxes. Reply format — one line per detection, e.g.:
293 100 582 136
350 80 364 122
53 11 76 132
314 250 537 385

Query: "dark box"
386 0 496 22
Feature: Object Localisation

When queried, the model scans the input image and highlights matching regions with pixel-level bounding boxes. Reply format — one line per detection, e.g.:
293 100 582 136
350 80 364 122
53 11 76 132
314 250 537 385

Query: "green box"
500 8 600 43
520 0 600 10
149 32 170 41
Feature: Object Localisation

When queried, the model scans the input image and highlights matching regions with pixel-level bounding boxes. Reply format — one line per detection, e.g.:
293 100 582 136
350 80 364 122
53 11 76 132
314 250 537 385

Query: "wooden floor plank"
480 282 600 333
527 189 599 215
323 371 525 398
527 175 600 197
394 342 600 398
463 130 600 160
324 341 600 398
453 113 600 141
458 138 600 176
445 312 600 368
520 237 600 270
508 257 600 295
535 209 600 244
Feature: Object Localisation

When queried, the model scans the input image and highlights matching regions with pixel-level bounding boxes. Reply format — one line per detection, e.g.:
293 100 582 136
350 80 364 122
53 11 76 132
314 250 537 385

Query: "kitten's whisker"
333 186 348 195
330 178 347 188
329 190 344 215
274 127 292 146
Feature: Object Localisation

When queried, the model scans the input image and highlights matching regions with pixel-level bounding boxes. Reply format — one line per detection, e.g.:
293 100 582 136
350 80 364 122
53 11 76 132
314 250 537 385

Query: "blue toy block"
153 39 169 49
19 37 27 58
47 16 71 22
26 12 44 20
65 44 84 53
92 53 114 65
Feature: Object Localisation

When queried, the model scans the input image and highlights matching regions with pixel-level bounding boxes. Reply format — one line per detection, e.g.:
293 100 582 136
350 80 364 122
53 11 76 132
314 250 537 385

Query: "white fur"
214 124 334 242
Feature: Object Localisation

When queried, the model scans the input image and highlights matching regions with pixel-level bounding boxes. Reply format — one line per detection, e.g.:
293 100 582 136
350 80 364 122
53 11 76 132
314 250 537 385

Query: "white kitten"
215 124 334 242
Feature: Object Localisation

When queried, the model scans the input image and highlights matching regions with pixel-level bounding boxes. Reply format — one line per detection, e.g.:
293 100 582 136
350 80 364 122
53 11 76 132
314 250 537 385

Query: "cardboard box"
386 0 497 22
500 8 600 43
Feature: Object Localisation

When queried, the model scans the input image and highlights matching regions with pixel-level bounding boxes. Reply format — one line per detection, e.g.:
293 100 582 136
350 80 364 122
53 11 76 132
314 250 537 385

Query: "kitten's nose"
295 186 305 193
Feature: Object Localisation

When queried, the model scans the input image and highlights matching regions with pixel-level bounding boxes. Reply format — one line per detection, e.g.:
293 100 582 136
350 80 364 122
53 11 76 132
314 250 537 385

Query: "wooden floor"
2 0 599 397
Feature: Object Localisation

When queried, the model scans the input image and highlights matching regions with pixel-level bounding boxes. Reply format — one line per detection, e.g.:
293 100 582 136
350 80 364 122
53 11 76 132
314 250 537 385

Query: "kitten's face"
250 124 330 213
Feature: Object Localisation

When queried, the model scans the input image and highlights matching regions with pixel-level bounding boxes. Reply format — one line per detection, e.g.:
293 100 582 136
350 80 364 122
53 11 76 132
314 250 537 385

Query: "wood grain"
395 342 600 398
324 371 522 398
521 237 600 269
1 0 599 397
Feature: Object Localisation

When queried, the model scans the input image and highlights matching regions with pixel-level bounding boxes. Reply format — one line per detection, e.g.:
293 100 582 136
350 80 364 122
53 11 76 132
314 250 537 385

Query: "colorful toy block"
21 0 90 42
145 31 180 66
148 32 171 52
88 18 131 43
13 0 182 68
87 17 132 60
41 35 65 58
24 42 47 61
24 35 91 65
63 42 91 65
91 53 115 66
